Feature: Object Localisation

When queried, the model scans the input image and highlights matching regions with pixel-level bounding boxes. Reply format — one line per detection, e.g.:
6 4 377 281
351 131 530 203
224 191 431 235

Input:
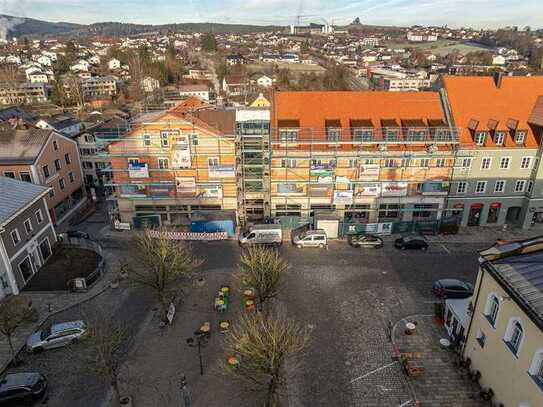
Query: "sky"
1 0 542 29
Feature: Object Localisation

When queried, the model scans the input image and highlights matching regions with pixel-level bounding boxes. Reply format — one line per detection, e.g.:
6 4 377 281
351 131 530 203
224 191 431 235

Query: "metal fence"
57 235 105 288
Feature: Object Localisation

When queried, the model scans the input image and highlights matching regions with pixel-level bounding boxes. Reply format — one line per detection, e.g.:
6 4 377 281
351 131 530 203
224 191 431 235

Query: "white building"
178 84 212 101
108 58 121 70
492 55 506 65
256 75 273 88
141 76 160 93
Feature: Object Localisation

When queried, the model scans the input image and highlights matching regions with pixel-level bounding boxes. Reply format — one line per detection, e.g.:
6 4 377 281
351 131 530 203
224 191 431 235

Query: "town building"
178 84 212 101
443 75 543 229
222 75 248 97
270 91 459 222
0 82 49 105
107 102 237 225
0 123 86 224
462 236 543 407
0 176 57 298
81 76 117 99
141 76 161 93
36 114 83 137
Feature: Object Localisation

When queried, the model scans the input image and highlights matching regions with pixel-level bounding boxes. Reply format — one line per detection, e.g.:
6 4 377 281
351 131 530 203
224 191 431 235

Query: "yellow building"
249 92 271 108
108 103 237 224
463 237 543 407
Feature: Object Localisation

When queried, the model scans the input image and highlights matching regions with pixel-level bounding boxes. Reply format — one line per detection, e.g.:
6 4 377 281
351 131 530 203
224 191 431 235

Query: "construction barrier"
146 230 228 241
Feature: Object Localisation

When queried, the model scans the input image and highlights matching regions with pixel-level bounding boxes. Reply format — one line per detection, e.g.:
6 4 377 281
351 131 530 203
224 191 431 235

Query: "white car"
26 320 88 353
292 229 327 248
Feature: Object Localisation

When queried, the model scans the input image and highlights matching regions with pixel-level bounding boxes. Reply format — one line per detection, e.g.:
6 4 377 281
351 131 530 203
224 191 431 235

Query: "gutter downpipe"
462 260 485 359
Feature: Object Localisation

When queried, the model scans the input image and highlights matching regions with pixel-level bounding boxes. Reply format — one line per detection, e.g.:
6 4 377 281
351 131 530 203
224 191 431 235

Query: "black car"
348 234 383 248
67 230 90 239
0 372 47 406
394 236 428 251
432 279 474 299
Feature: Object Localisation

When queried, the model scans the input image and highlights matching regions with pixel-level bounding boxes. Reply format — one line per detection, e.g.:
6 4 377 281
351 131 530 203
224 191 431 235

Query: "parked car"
348 234 383 248
394 236 429 251
67 230 90 239
292 229 327 248
432 279 474 299
239 224 282 246
26 320 88 353
0 372 47 406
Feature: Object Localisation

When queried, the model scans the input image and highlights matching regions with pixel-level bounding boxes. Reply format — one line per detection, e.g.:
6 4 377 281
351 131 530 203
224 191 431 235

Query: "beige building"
463 236 543 407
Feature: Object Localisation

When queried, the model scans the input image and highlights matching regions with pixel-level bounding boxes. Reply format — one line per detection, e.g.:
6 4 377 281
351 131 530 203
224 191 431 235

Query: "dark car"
348 234 383 248
0 372 47 406
67 230 90 239
432 279 474 299
394 236 428 251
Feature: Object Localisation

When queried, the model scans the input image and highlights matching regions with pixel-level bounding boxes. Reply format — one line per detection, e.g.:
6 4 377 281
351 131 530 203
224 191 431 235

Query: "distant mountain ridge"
0 15 284 39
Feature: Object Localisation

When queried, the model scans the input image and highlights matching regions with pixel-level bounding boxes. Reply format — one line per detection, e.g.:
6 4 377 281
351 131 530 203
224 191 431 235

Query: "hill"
0 15 283 39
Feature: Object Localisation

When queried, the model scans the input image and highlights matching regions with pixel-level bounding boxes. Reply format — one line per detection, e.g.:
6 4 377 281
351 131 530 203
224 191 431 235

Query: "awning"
490 202 501 209
470 203 484 209
453 203 464 209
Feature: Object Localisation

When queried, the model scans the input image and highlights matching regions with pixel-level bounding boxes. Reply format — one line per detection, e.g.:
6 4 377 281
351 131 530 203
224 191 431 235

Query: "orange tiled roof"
443 75 543 148
169 97 211 115
272 91 446 129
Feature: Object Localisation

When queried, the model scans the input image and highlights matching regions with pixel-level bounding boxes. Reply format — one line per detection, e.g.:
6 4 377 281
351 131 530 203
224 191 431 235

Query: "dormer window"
494 131 505 146
514 130 527 144
475 131 486 146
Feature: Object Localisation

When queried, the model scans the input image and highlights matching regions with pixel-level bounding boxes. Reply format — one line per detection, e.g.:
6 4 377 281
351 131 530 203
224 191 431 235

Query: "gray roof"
0 177 49 226
0 123 52 164
482 236 543 328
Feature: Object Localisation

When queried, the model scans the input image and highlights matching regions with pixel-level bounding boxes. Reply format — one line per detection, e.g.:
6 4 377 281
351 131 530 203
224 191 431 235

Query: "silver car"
27 320 88 353
292 229 327 248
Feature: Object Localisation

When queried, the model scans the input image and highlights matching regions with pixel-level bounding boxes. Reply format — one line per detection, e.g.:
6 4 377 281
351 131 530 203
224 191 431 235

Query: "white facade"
256 75 273 88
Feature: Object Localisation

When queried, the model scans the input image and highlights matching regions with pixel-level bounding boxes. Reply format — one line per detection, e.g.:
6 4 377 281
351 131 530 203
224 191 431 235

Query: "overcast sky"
2 0 542 29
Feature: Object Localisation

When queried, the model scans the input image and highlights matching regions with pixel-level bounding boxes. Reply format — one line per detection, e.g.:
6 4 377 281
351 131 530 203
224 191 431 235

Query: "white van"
239 224 283 246
292 229 327 248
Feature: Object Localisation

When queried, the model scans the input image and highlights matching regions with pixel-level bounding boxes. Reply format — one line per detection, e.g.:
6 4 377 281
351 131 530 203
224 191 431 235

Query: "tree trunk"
158 293 169 322
7 334 17 367
266 377 276 407
111 377 121 407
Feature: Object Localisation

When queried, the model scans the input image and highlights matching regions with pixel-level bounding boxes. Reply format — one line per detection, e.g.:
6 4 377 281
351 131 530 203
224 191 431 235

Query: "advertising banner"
171 135 191 169
358 164 380 181
364 222 392 235
355 183 381 197
128 163 149 178
175 177 196 195
381 182 408 197
200 185 223 198
208 165 235 178
310 161 336 177
333 190 354 205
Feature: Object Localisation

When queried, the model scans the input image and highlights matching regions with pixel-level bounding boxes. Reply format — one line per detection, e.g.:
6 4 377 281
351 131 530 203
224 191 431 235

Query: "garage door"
316 219 339 239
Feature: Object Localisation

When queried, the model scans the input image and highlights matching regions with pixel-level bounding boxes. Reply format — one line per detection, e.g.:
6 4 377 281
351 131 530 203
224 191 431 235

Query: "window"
494 131 505 145
68 172 74 183
520 157 532 169
208 157 219 168
84 134 94 143
481 157 492 170
279 129 298 142
53 140 58 150
499 157 511 169
10 229 20 245
504 319 524 356
400 158 410 168
190 134 199 146
494 180 506 193
484 295 500 327
54 159 61 171
456 182 467 194
19 172 31 182
59 178 65 190
128 158 140 166
514 180 526 193
48 187 55 198
420 158 430 167
476 329 486 348
352 128 373 141
36 209 43 224
528 349 543 389
436 158 447 168
42 165 50 178
281 159 297 168
383 159 396 168
326 128 341 141
475 131 486 145
23 218 32 233
475 181 487 193
515 130 527 144
64 153 71 164
527 181 534 193
160 132 169 147
143 134 151 146
458 157 472 168
3 171 15 178
158 158 169 169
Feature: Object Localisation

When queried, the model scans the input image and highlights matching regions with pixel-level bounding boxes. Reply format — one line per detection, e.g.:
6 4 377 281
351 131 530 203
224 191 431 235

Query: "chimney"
493 71 504 88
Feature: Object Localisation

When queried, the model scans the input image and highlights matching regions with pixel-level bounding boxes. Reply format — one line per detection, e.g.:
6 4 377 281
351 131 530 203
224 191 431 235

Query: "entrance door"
39 238 52 263
468 205 483 226
506 207 521 225
18 256 35 283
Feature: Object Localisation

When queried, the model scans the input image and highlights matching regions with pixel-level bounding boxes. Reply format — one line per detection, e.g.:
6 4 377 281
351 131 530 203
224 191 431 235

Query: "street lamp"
186 333 208 375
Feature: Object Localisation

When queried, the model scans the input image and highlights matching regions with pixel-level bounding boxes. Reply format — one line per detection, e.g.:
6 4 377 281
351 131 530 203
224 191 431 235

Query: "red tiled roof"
443 75 543 148
169 97 211 115
272 91 446 129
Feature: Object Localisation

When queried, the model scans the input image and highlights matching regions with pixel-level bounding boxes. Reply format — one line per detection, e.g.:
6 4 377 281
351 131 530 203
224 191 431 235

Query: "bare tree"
0 296 33 367
236 246 288 312
130 228 201 321
223 313 309 407
81 319 127 407
64 74 85 110
0 64 21 82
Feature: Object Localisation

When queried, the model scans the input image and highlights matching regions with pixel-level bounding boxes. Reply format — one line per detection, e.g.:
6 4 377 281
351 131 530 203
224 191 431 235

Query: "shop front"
486 202 501 224
467 203 483 226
